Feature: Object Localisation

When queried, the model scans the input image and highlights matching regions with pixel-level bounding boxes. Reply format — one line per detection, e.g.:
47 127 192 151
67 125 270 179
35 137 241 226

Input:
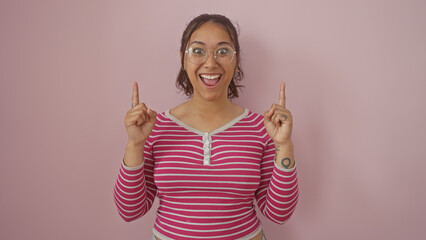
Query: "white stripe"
212 144 263 151
209 133 268 139
155 161 201 166
213 139 263 144
267 191 299 207
155 214 257 232
154 173 259 178
271 175 298 185
156 180 259 185
119 167 143 177
273 167 298 178
114 188 146 204
157 185 255 192
115 181 144 196
265 201 297 217
215 128 264 134
155 139 203 143
163 195 252 200
154 149 204 156
159 205 252 215
115 205 144 219
116 175 145 190
118 171 144 183
156 212 253 225
154 166 258 171
152 134 201 138
157 190 250 197
160 199 249 206
212 150 263 158
269 180 298 194
154 155 204 161
212 156 262 163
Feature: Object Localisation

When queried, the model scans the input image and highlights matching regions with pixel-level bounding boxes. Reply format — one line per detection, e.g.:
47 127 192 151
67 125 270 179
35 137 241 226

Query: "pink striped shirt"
114 109 299 239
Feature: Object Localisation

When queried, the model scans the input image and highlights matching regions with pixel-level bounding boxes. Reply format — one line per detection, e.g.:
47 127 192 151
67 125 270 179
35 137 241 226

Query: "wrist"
274 140 295 169
124 141 145 168
274 140 293 149
126 140 145 150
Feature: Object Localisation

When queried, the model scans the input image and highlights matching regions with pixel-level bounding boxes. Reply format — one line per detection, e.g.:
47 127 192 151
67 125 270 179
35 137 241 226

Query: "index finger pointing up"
132 81 140 105
279 82 286 107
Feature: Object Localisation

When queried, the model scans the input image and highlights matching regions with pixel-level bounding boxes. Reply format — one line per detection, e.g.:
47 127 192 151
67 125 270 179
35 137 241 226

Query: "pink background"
1 0 425 239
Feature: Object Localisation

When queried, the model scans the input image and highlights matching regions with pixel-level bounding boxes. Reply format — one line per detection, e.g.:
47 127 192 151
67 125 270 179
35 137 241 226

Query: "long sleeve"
113 140 157 222
255 138 299 224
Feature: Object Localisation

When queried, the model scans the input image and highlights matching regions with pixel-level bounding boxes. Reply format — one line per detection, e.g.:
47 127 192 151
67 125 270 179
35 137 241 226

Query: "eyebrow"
189 40 232 46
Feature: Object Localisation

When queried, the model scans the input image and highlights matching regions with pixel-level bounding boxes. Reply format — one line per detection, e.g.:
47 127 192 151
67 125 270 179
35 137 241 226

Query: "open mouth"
199 74 222 88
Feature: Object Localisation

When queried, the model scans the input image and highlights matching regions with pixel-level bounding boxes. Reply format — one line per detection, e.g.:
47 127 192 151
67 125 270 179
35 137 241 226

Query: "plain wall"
1 0 425 239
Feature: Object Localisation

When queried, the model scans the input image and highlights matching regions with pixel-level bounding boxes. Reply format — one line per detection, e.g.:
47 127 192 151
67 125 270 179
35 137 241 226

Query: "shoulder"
240 109 265 125
154 111 173 125
232 109 266 134
230 109 271 146
146 110 182 143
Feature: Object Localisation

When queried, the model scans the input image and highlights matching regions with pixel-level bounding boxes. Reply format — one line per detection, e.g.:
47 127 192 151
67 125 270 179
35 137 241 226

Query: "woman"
114 14 298 240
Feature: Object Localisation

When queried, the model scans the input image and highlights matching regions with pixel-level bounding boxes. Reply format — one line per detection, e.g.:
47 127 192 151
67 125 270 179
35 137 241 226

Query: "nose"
203 50 219 67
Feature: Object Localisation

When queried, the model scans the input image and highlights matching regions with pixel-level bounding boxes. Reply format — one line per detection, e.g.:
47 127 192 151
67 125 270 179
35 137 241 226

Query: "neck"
187 94 234 117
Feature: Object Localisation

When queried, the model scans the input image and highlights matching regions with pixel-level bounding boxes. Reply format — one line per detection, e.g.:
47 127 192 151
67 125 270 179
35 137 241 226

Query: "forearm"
114 162 147 222
115 140 157 222
256 139 299 224
123 141 145 167
274 141 295 169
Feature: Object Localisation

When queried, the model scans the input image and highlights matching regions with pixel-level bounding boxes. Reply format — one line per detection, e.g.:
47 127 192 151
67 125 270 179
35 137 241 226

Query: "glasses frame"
185 46 237 65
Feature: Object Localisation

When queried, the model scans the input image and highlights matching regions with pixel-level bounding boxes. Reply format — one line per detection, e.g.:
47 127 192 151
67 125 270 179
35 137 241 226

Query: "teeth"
200 74 221 79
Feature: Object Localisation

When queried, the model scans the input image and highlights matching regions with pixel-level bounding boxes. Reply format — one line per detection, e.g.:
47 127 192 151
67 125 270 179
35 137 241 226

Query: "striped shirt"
114 109 299 240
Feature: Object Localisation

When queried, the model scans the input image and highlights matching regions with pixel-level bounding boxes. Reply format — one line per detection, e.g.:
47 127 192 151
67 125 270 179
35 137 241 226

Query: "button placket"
202 132 212 165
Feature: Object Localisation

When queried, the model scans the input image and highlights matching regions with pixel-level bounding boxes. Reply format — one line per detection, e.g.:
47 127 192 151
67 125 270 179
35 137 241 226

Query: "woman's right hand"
124 82 157 147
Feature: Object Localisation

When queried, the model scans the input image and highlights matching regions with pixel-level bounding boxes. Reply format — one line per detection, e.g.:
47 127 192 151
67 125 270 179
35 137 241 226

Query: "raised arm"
113 82 157 222
264 82 295 169
257 82 299 224
124 81 157 167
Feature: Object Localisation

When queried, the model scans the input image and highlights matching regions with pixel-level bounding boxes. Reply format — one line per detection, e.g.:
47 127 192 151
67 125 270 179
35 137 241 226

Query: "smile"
199 74 222 88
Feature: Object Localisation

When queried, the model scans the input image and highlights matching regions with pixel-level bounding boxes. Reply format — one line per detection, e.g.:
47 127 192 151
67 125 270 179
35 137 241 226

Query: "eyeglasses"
185 45 237 65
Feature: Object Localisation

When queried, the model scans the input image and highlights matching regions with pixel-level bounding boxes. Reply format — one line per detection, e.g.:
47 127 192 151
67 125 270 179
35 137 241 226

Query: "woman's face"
183 22 238 102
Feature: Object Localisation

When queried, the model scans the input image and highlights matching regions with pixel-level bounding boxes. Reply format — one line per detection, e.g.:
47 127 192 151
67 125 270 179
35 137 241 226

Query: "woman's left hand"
264 82 293 146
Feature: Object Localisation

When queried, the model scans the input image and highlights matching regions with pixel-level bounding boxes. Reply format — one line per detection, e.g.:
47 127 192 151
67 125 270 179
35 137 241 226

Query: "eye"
216 47 231 56
191 48 206 56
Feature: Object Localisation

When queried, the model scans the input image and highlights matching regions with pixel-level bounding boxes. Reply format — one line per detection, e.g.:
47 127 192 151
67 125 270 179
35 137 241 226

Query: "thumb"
264 108 273 120
147 108 157 123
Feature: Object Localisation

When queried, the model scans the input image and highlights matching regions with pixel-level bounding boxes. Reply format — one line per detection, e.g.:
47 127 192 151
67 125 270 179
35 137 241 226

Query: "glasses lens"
215 46 235 64
188 47 206 65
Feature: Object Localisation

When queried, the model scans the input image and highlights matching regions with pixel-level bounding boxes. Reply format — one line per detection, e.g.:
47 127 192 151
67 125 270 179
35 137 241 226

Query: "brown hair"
176 14 244 98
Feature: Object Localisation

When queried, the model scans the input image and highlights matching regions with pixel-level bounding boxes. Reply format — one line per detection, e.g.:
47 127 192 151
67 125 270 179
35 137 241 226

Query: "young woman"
114 14 299 240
